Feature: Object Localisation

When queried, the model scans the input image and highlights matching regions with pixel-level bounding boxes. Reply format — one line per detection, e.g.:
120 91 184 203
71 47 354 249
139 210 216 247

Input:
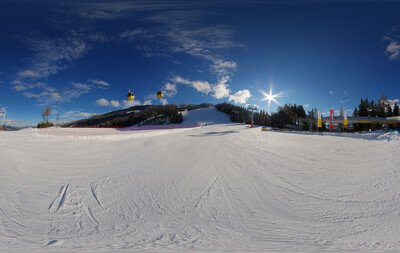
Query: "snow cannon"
127 90 135 101
156 91 164 99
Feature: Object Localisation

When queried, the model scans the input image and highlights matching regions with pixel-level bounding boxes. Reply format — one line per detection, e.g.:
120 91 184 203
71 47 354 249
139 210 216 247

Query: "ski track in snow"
0 108 399 252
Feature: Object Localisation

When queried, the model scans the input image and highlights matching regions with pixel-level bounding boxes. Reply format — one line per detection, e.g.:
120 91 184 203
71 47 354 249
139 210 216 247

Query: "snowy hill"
182 107 231 126
0 109 400 252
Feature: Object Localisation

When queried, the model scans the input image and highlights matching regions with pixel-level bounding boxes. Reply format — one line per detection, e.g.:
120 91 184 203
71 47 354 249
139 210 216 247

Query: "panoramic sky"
0 0 399 126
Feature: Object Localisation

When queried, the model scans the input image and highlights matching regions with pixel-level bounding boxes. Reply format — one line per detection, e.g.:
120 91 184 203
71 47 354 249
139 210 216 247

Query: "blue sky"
0 1 399 126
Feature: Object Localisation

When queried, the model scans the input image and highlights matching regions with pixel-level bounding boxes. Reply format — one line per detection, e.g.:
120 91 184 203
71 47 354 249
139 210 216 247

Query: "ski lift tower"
246 104 259 128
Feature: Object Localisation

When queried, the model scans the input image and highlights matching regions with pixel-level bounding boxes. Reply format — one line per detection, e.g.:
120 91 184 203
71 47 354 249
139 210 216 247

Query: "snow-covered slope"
0 108 399 252
181 107 231 126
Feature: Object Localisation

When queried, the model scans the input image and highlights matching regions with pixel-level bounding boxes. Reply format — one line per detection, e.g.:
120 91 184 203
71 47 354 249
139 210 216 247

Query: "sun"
260 86 283 112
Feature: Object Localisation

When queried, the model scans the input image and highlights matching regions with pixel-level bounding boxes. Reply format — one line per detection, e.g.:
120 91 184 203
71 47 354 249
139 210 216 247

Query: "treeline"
353 95 399 131
63 105 183 128
353 95 399 118
215 103 307 129
61 103 212 128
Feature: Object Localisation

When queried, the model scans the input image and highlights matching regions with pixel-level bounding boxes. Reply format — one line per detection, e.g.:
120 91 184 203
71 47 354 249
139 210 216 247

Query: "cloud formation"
95 98 121 108
212 78 231 99
162 83 178 97
171 75 250 103
384 29 400 61
0 107 5 117
96 98 111 106
63 110 96 118
12 79 110 105
119 9 246 103
172 76 212 94
229 89 251 104
17 32 89 80
122 99 142 108
385 36 400 61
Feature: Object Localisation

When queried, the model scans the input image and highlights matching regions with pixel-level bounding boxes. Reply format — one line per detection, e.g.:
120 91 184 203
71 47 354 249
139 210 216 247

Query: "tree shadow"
189 130 239 137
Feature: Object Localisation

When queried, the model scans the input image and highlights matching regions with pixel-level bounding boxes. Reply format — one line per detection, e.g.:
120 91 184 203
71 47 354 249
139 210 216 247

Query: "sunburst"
260 86 283 112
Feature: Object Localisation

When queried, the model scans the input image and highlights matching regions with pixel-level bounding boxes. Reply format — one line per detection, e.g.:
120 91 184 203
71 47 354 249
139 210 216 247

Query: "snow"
181 108 231 126
0 108 399 252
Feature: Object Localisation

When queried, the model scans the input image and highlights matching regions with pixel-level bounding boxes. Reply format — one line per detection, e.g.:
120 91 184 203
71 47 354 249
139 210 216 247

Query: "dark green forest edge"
36 95 399 132
215 102 310 130
216 95 400 132
59 104 212 128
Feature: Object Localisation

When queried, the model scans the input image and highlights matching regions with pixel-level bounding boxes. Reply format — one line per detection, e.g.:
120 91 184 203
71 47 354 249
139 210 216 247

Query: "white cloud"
110 100 120 107
96 98 110 106
0 107 5 117
17 69 41 79
329 90 334 95
160 98 168 105
212 78 230 99
303 104 310 108
339 99 349 104
162 83 178 97
119 10 242 93
171 76 191 85
24 86 63 103
18 33 89 79
171 75 253 101
63 110 96 118
172 76 212 94
386 40 400 61
96 98 124 108
72 82 93 91
122 100 141 108
11 81 46 91
67 2 160 20
229 89 251 104
120 28 146 40
343 90 349 96
191 81 212 94
211 60 237 76
90 79 110 88
13 79 110 105
143 100 152 105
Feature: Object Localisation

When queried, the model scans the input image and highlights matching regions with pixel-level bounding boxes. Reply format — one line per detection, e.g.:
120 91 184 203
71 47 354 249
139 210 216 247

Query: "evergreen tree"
353 107 358 116
377 95 388 117
393 103 400 116
370 100 376 117
387 105 393 117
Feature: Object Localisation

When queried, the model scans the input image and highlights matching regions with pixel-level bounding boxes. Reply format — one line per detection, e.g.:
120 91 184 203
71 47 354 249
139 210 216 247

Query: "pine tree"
370 100 376 117
353 107 358 116
387 105 393 117
377 95 388 117
393 103 400 116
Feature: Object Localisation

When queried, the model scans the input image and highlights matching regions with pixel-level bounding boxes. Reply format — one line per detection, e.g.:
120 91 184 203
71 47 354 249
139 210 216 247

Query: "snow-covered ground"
1 108 399 252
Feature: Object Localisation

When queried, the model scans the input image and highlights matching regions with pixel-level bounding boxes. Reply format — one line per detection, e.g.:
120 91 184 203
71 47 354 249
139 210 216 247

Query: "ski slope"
1 108 400 252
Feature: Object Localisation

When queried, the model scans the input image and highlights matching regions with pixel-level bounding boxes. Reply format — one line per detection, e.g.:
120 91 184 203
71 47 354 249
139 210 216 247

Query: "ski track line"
48 186 64 211
90 185 102 207
56 184 69 212
85 206 99 226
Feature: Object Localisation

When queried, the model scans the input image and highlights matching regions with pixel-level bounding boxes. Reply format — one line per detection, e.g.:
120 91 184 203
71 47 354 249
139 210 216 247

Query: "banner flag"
329 109 335 129
343 111 348 129
317 110 322 128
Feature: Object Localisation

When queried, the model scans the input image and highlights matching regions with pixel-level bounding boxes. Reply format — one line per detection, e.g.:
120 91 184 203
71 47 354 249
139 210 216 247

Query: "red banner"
329 109 335 129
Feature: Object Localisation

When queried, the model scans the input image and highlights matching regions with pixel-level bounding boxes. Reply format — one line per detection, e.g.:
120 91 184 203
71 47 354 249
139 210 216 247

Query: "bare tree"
42 106 52 123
